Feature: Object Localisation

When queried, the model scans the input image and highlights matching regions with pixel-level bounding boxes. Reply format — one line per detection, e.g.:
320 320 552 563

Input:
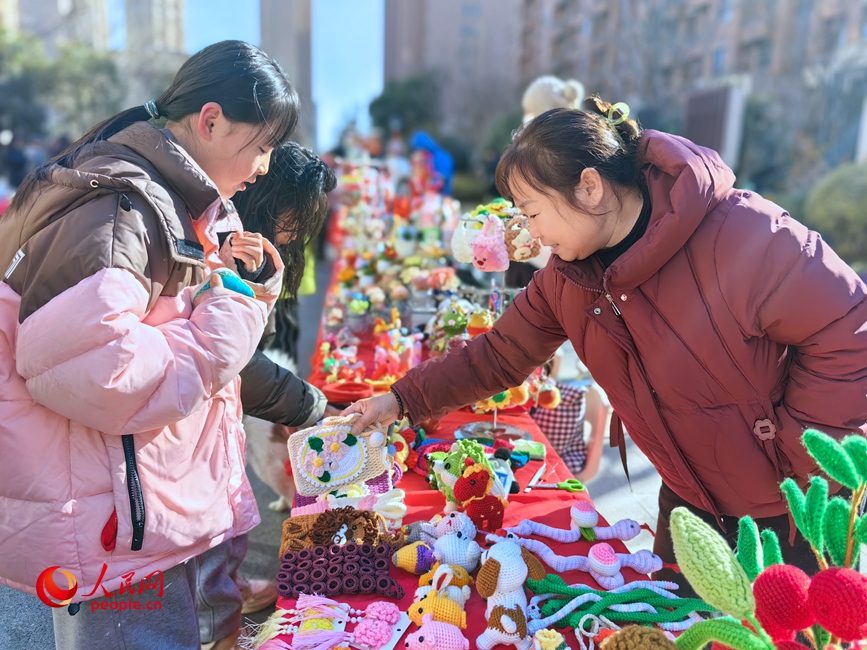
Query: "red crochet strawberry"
808 567 867 642
753 564 815 642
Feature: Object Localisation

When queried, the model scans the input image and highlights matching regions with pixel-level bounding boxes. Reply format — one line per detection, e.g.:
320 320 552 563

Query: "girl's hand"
228 231 265 272
342 393 400 436
192 271 233 309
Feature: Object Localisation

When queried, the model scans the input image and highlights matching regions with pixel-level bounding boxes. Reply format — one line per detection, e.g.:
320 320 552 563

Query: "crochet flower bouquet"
604 428 867 650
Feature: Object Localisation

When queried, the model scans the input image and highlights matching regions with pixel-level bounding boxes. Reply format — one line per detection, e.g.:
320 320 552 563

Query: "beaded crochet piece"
276 542 405 601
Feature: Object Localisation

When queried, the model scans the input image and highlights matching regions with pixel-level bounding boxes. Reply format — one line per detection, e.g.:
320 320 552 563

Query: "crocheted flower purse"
288 416 391 497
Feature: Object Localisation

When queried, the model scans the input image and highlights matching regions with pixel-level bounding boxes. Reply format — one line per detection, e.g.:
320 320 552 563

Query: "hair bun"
582 95 641 145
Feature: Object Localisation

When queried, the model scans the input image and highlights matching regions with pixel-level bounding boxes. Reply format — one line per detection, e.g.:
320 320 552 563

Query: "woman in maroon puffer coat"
346 98 867 584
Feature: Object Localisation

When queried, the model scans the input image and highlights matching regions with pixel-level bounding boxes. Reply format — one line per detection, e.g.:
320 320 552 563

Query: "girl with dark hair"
196 143 337 650
347 98 867 591
0 41 298 649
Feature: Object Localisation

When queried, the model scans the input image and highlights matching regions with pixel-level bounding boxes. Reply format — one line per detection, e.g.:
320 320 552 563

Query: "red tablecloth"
273 257 644 649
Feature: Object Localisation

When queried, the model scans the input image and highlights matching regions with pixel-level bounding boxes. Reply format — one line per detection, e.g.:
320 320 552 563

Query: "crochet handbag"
287 416 392 497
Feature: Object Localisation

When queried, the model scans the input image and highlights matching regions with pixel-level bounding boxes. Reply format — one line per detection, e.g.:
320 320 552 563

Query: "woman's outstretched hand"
342 393 400 436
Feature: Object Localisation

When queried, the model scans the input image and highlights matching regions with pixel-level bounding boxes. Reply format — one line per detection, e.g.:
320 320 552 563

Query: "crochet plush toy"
504 216 541 262
432 440 497 513
409 568 469 630
472 215 509 272
405 614 469 650
475 540 547 650
452 459 506 532
414 564 472 608
433 512 482 573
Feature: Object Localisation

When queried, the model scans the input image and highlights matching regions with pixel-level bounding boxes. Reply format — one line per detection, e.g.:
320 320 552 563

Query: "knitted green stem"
673 619 770 650
745 613 776 649
845 483 867 567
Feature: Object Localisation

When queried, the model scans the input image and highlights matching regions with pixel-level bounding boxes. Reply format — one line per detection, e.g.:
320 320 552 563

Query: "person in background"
0 40 298 650
346 99 867 593
196 142 337 650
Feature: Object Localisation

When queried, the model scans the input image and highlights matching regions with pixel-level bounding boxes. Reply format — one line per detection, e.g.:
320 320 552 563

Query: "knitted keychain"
241 594 353 649
406 613 469 650
287 600 407 650
506 501 642 543
471 214 510 272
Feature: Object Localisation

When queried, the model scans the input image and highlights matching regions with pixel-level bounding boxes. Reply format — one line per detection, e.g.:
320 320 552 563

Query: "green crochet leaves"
759 529 782 567
674 619 771 650
670 507 755 620
736 517 762 582
841 435 867 483
804 476 828 553
824 496 851 567
855 515 867 546
781 478 810 540
803 429 862 490
735 517 784 579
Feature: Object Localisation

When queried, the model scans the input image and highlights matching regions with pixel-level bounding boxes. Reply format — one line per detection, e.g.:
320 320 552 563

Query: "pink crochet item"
472 215 509 272
406 613 469 650
365 601 401 625
353 617 393 648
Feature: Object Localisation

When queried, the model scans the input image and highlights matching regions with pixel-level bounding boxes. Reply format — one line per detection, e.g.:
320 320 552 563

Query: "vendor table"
272 258 647 649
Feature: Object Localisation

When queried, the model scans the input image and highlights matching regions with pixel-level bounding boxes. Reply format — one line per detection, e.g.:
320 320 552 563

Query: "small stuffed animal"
433 512 481 573
405 613 469 650
504 216 541 262
475 540 547 650
433 441 495 513
452 460 506 532
414 564 472 608
409 587 467 629
450 216 484 264
472 215 509 272
419 562 474 590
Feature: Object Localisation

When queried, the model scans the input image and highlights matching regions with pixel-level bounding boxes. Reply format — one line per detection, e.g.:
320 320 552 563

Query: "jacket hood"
554 129 736 290
2 123 222 271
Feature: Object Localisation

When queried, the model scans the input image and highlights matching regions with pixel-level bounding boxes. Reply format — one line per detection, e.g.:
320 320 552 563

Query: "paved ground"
0 260 663 648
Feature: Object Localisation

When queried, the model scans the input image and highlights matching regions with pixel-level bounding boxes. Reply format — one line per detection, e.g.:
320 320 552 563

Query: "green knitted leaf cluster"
669 507 755 619
803 429 862 489
759 529 783 566
736 517 762 581
735 515 785 580
824 497 851 567
673 619 771 650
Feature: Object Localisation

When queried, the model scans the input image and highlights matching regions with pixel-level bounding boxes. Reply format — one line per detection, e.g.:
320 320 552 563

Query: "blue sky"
107 0 384 150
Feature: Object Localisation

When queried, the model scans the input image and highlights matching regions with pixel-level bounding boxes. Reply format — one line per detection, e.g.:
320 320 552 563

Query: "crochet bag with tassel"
472 215 509 272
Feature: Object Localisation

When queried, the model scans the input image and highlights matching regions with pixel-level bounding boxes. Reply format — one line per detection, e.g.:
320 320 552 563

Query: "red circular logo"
36 566 78 607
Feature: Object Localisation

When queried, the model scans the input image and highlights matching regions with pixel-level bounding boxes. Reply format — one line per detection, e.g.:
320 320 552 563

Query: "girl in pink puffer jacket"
0 40 299 650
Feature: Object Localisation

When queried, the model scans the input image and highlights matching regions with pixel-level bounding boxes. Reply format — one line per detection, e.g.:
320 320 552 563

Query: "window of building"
718 0 733 22
582 17 593 38
862 6 867 40
460 24 478 38
712 46 726 76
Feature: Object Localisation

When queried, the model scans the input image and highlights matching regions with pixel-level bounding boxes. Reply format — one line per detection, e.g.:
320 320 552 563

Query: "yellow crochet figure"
408 586 468 629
